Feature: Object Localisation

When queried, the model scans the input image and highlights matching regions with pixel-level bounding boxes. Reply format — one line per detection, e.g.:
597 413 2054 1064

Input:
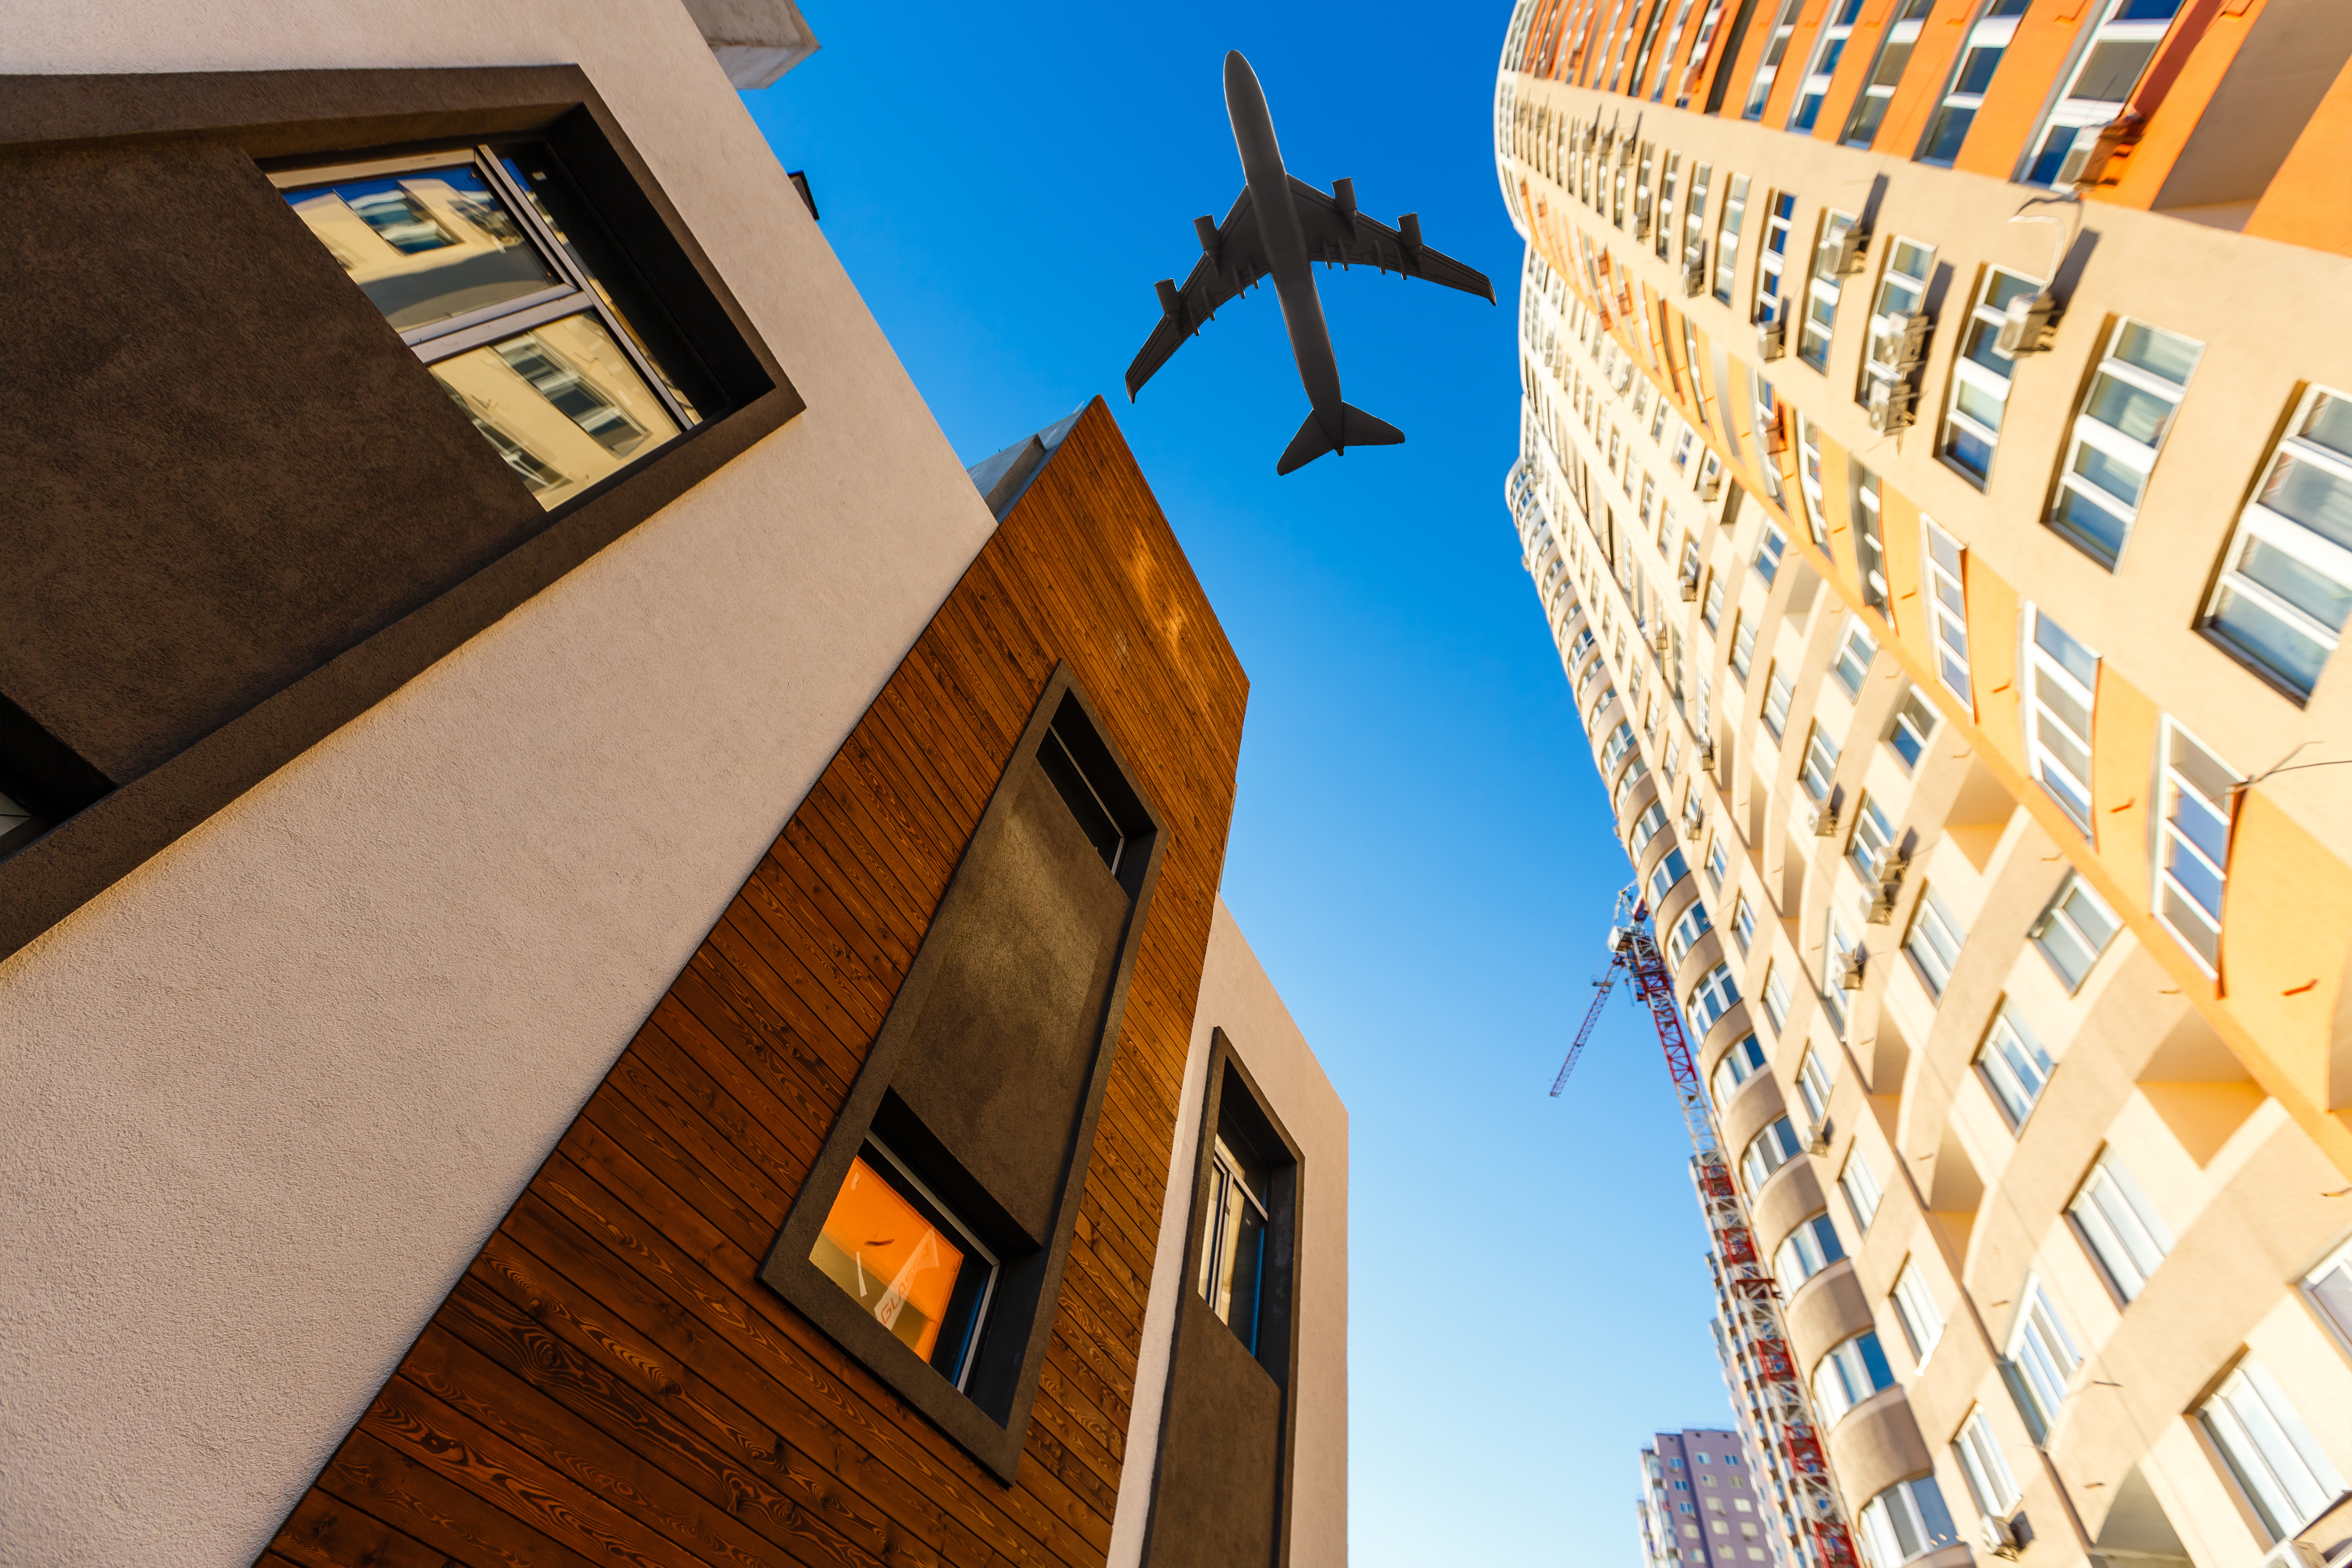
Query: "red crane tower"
1554 888 1859 1568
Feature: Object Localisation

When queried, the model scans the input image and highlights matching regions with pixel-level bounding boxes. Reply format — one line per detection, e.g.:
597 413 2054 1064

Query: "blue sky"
748 8 1733 1562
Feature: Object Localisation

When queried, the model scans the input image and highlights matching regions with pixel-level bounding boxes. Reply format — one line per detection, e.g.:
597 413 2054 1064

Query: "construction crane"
1554 888 1859 1568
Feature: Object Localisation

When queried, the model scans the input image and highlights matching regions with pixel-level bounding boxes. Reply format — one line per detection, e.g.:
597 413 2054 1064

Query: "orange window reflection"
809 1155 966 1362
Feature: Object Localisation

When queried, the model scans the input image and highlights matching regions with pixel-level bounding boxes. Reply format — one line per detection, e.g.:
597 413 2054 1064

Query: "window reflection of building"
429 315 678 505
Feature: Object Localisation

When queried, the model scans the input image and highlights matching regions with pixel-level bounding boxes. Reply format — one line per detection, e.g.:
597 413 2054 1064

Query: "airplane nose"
1223 50 1259 99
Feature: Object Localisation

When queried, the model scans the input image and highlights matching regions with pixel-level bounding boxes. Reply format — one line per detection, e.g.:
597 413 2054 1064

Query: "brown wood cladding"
262 399 1246 1568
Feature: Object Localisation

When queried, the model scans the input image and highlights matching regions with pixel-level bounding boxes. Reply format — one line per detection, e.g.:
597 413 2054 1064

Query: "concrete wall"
1110 899 1351 1568
0 5 1001 1565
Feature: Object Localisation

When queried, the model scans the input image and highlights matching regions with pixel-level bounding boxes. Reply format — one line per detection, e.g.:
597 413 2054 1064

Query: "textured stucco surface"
1109 899 1351 1568
0 5 1001 1565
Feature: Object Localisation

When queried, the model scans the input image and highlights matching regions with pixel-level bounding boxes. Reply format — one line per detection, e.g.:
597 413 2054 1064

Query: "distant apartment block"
1645 1427 1792 1568
1496 3 2352 1568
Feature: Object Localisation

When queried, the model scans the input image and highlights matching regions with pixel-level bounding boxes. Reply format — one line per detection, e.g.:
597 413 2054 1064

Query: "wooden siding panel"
264 401 1245 1568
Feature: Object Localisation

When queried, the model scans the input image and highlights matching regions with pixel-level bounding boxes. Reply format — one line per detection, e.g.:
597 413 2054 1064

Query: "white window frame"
2031 873 2120 992
1742 0 1807 121
1918 0 2029 165
1796 1046 1835 1128
1655 150 1681 262
1667 901 1714 968
1859 236 1935 416
1811 1330 1894 1425
2153 716 2237 976
1940 266 2041 487
1890 1258 1946 1362
1922 518 1974 704
1749 371 1786 503
2070 1153 2174 1303
1731 614 1757 680
1822 907 1858 1034
1841 0 1934 148
1798 210 1857 372
2048 317 2204 567
1788 0 1867 134
2008 1278 2081 1433
1762 663 1793 739
1953 1410 2022 1518
1800 721 1841 802
1795 411 1830 546
1832 617 1878 698
2019 0 2185 189
1713 171 1746 304
2022 603 2098 831
2201 382 2352 699
1774 1210 1845 1286
2200 1359 2348 1542
1756 190 1797 325
1977 1006 2057 1130
1904 886 1965 999
1856 1475 1959 1568
1849 793 1895 881
1711 1032 1768 1109
1839 1146 1883 1232
1708 837 1732 889
1851 460 1889 612
2304 1235 2352 1357
1762 962 1793 1033
1755 521 1788 584
1732 896 1757 952
1888 686 1937 771
1690 962 1742 1031
1743 1115 1802 1191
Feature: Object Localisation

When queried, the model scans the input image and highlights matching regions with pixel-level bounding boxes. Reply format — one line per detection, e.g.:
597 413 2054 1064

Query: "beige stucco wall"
0 6 1002 1567
1109 898 1351 1568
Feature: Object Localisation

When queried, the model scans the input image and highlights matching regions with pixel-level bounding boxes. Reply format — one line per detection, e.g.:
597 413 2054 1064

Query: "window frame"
1917 0 2030 166
1756 190 1798 327
2030 874 2120 992
1762 662 1794 739
2200 381 2352 700
1841 0 1935 149
1839 1146 1883 1233
2199 1359 2348 1543
1977 1006 2057 1131
1788 0 1868 135
1940 266 2042 487
1904 885 1966 999
2153 718 2236 977
1798 210 1858 372
1887 686 1938 771
2006 1278 2081 1434
1922 518 1974 705
2021 603 2099 831
2069 1153 2174 1304
1742 0 1808 121
2019 0 2186 189
1713 172 1749 304
1832 617 1879 698
1953 1409 2022 1518
2047 317 2205 567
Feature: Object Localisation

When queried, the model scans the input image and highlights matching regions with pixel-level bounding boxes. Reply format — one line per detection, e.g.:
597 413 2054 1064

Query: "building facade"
1645 1427 1792 1568
0 9 1344 1567
1496 3 2352 1568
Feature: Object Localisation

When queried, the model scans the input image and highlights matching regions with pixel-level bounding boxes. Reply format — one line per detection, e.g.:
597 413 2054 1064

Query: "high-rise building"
1645 1427 1790 1568
0 9 1347 1567
1496 5 2352 1568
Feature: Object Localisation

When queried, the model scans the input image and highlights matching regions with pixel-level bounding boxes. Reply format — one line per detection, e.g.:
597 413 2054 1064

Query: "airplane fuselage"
1224 53 1344 431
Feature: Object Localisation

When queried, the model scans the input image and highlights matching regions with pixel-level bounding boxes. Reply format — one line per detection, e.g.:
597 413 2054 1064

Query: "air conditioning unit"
1756 318 1786 361
1806 1126 1832 1156
1698 465 1724 502
1680 573 1701 601
1829 225 1869 276
1683 260 1708 297
1867 378 1915 433
1653 626 1673 653
1698 739 1717 770
1997 291 2060 356
1874 848 1911 882
1838 952 1866 990
1810 802 1840 836
1883 309 1932 371
1979 1515 2022 1562
1633 209 1652 239
2258 1540 2324 1568
1865 884 1899 925
1761 418 1791 455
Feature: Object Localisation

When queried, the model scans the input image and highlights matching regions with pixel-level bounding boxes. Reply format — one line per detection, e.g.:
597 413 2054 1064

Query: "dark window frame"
0 67 801 964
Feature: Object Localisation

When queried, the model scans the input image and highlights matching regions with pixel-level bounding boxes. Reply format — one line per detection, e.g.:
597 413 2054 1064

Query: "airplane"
1124 50 1495 476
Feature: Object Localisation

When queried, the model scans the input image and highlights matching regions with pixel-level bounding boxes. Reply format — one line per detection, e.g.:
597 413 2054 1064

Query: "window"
1690 962 1743 1031
1850 463 1890 611
1742 0 1807 120
1649 849 1692 908
1887 686 1937 770
2202 383 2352 698
1704 572 1727 630
1890 1259 1946 1360
1757 665 1799 743
1711 1032 1769 1108
1788 0 1866 133
1920 0 2030 165
1668 901 1715 968
1942 268 2040 485
1978 1008 2057 1129
1755 522 1788 585
1799 211 1857 372
1842 0 1934 147
1655 153 1681 262
2050 318 2204 566
1811 1331 1895 1424
1713 174 1749 304
1601 720 1637 775
1776 1212 1847 1287
2022 604 2098 830
1849 794 1895 882
1756 192 1797 326
1822 909 1859 1034
2306 1236 2352 1354
1856 1476 1960 1568
1708 837 1732 890
280 147 702 510
811 1140 998 1389
1796 1047 1835 1128
2007 1280 2081 1432
1905 887 1966 998
2070 1155 2174 1302
1953 1411 2021 1518
1840 1147 1883 1232
1749 372 1787 504
1922 519 1973 703
1732 897 1757 952
1684 162 1712 278
1732 615 1758 680
2030 875 2119 991
1832 619 1878 698
1613 756 1651 814
1799 723 1840 802
1796 412 1830 546
2202 1360 2347 1542
1199 1131 1273 1351
2155 718 2236 973
1743 1116 1804 1191
1630 800 1671 855
2023 0 2185 187
1762 963 1794 1032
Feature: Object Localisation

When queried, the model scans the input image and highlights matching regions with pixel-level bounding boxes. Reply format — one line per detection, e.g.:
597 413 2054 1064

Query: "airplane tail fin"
1274 403 1406 475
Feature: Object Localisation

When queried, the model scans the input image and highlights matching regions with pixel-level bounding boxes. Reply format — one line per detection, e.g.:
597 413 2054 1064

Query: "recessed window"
2202 1361 2347 1543
2069 1154 2173 1303
1761 963 1794 1033
1776 1211 1846 1286
1799 722 1840 802
1799 211 1858 372
1655 153 1681 262
1978 1007 2057 1130
1842 0 1934 147
1886 686 1938 770
1941 267 2040 486
1856 1476 1960 1566
1755 191 1798 326
809 1141 997 1390
1689 962 1743 1031
1794 412 1830 546
1199 1133 1273 1353
2022 604 2098 830
1859 239 1935 429
2021 0 2184 187
2030 875 2119 991
1810 1330 1895 1424
1037 720 1130 876
2007 1280 2080 1435
1732 896 1758 953
1742 1115 1804 1190
1710 1032 1768 1107
1763 665 1794 739
1832 618 1878 698
1839 1147 1883 1232
1788 0 1866 132
1904 885 1966 999
1849 794 1895 882
1918 0 2030 165
1731 615 1758 681
1630 799 1671 856
1953 1410 2021 1519
1648 849 1692 908
2049 318 2204 567
1922 518 1974 704
1708 836 1732 890
1795 1046 1835 1129
1743 1 1807 120
2155 718 2236 975
1892 1260 1947 1358
2304 1237 2352 1354
1749 373 1787 506
1683 163 1712 283
1821 909 1859 1034
278 146 705 510
1667 901 1715 967
2201 383 2352 699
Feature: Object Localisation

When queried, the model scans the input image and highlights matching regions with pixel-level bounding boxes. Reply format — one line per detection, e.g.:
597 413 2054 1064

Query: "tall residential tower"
1498 3 2352 1567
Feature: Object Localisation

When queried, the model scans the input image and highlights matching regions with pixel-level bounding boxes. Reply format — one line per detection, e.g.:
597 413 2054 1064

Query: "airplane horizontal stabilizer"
1275 402 1405 476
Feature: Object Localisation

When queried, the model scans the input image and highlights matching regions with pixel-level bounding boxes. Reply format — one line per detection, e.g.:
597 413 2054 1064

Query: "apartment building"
1495 3 2352 1568
1645 1427 1794 1568
0 9 1345 1567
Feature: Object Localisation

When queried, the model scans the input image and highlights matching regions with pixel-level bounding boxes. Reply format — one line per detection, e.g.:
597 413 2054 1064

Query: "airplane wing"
1124 188 1272 401
1286 175 1496 304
